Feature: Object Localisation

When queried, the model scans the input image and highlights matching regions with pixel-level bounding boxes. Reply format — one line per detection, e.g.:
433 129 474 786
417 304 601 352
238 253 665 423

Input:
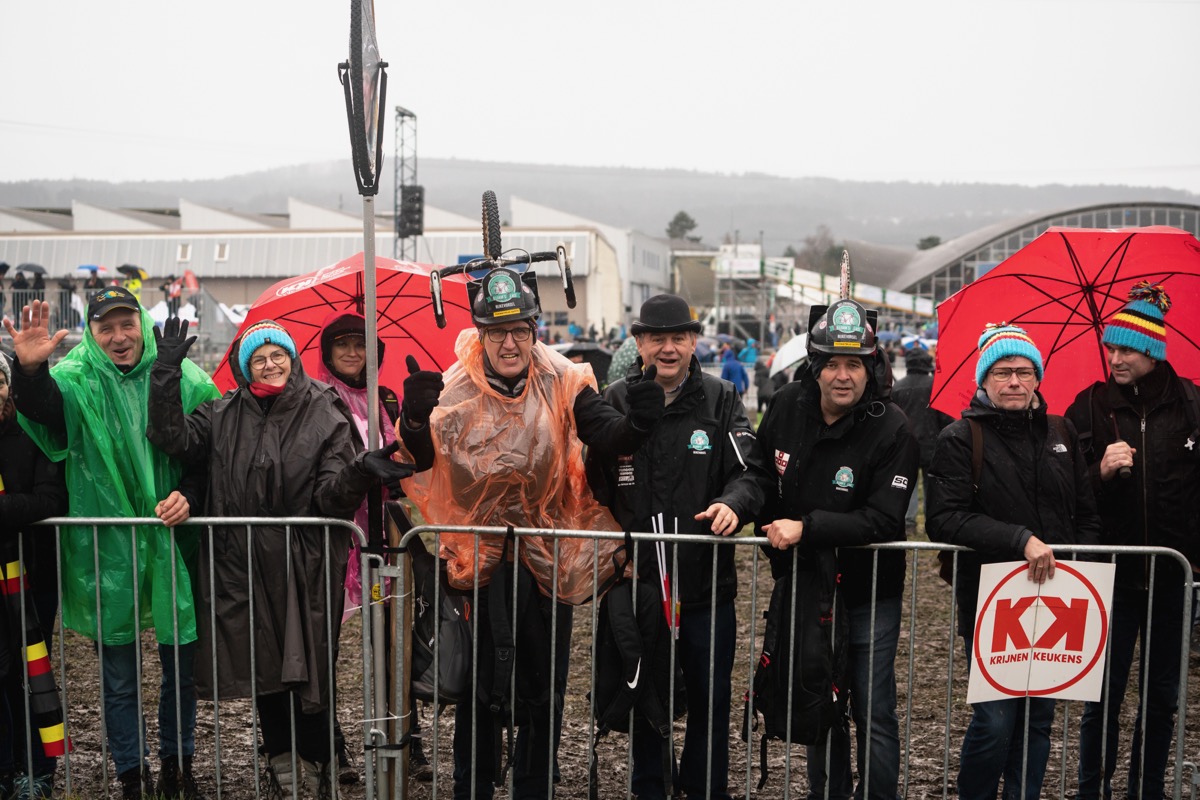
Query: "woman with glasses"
146 318 413 800
397 266 666 799
927 323 1100 800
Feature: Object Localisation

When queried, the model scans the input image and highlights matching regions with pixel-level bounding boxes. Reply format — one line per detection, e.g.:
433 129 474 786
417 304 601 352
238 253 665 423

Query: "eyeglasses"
249 351 291 370
483 326 533 343
988 367 1038 382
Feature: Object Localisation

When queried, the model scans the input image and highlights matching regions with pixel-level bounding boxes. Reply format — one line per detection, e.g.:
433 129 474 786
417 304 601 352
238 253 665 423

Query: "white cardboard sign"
967 560 1115 704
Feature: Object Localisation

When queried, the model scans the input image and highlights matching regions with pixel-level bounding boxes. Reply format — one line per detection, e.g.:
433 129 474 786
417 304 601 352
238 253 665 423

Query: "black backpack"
587 575 686 799
744 547 848 790
407 533 473 706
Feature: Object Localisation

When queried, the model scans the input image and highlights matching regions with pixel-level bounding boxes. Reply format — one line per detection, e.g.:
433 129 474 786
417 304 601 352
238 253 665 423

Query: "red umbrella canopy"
213 252 472 393
931 226 1200 417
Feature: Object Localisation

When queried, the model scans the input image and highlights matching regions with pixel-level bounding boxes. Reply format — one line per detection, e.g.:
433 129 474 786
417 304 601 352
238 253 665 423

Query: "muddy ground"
51 542 1200 799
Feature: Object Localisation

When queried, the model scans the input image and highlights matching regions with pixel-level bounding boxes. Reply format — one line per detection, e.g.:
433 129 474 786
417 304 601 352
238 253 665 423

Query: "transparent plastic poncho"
18 311 220 644
399 330 624 605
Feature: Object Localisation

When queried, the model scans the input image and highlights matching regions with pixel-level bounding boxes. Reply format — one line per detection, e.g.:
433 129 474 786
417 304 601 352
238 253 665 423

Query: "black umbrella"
550 341 614 382
15 263 46 276
117 264 148 281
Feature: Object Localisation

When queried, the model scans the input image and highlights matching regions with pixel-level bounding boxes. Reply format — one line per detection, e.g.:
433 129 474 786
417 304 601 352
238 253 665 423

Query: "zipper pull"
1141 418 1146 433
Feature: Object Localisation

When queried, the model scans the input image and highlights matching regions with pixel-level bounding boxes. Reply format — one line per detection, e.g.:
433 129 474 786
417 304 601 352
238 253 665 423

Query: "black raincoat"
147 347 371 712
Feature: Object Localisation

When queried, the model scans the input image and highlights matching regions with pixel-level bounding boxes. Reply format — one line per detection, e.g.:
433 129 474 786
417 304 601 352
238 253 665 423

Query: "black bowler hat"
630 294 701 335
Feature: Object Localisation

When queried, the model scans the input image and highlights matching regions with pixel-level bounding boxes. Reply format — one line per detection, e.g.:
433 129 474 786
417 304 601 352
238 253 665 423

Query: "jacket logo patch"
774 449 791 476
616 455 635 486
891 475 908 490
833 466 855 491
687 430 712 453
1051 443 1068 453
1187 437 1195 451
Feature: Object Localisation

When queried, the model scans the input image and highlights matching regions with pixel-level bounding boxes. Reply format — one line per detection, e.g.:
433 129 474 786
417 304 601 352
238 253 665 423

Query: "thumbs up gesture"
401 354 444 427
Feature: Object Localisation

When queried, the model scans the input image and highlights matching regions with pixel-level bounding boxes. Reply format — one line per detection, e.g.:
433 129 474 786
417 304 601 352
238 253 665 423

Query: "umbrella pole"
361 195 395 787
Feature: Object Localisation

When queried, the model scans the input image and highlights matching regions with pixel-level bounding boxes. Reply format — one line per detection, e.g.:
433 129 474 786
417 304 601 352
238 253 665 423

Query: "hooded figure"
315 311 401 618
147 318 411 794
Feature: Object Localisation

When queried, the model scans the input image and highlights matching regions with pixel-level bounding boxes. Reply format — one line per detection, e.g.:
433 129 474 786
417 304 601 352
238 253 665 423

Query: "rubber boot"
302 759 337 800
265 754 298 800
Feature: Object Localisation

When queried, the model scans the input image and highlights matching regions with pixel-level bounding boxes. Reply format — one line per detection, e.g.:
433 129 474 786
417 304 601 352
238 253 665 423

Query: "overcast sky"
2 0 1198 193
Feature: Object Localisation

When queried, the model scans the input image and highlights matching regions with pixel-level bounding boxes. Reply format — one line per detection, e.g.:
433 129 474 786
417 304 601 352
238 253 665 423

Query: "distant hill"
2 159 1195 254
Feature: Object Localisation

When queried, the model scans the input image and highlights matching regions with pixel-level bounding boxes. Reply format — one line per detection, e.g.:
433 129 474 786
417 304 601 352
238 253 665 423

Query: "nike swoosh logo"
627 658 641 690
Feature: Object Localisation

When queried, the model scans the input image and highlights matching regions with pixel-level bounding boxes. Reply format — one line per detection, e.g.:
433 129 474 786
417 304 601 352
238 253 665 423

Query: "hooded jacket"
147 331 371 712
927 390 1102 626
587 356 765 609
754 357 918 607
1064 361 1200 587
12 307 219 645
892 349 953 466
315 311 400 618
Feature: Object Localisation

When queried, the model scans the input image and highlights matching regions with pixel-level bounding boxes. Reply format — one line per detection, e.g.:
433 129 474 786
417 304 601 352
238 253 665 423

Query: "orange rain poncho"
399 329 624 605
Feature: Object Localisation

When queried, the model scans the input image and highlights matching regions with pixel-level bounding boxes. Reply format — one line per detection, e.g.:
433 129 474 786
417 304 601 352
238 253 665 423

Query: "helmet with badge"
468 266 541 327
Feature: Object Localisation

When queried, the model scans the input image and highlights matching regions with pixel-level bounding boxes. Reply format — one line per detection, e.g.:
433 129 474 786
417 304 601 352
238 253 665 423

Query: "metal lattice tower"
392 106 418 260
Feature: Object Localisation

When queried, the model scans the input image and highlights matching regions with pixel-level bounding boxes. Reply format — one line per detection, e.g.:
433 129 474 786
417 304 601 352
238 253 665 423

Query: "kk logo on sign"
967 560 1114 704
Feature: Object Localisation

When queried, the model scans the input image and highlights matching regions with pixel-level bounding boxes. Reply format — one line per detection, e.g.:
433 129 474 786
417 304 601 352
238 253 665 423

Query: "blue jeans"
1077 575 1187 800
98 641 197 775
957 637 1054 800
807 595 902 800
631 601 736 800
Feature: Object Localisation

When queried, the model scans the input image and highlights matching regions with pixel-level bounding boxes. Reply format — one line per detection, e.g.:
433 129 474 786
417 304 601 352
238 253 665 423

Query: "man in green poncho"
3 288 220 800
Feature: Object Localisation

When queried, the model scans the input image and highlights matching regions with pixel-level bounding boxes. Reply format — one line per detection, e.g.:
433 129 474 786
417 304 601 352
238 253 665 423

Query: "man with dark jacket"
587 293 764 800
927 323 1101 800
891 345 953 536
0 352 68 798
1065 282 1199 800
755 298 918 800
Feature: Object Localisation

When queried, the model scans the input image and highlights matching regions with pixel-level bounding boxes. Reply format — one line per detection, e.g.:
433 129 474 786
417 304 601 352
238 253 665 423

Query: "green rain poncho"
18 310 219 645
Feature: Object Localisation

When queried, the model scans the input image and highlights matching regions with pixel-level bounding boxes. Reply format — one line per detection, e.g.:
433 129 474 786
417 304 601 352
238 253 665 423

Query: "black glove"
402 354 444 427
626 364 665 430
154 317 196 367
357 441 416 493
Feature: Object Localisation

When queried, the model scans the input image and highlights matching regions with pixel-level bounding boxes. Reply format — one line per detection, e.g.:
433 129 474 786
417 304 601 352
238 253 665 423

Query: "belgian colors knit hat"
238 320 297 378
976 323 1044 385
1102 281 1170 362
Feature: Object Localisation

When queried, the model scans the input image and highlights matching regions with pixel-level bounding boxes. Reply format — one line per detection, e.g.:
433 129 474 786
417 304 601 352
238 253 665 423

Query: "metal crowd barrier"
25 516 368 800
375 526 1199 800
11 519 1198 799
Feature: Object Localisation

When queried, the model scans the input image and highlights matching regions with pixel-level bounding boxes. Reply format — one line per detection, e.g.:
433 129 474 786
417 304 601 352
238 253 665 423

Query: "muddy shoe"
117 765 154 800
11 773 53 800
335 740 358 785
409 736 433 782
157 755 209 800
301 759 337 800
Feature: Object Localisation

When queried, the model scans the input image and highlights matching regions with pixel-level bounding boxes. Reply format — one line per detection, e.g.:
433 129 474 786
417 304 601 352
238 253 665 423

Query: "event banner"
967 560 1115 704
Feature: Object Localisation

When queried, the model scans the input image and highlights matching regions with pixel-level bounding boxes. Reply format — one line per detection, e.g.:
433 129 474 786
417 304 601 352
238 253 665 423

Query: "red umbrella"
931 226 1200 417
213 252 471 394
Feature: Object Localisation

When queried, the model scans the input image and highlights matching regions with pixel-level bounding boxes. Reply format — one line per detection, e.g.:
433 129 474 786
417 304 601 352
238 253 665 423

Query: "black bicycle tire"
482 190 502 260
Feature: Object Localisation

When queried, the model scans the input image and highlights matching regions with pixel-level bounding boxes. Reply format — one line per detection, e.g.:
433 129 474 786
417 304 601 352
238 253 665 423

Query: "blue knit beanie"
1102 281 1170 362
975 323 1044 385
238 320 297 378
